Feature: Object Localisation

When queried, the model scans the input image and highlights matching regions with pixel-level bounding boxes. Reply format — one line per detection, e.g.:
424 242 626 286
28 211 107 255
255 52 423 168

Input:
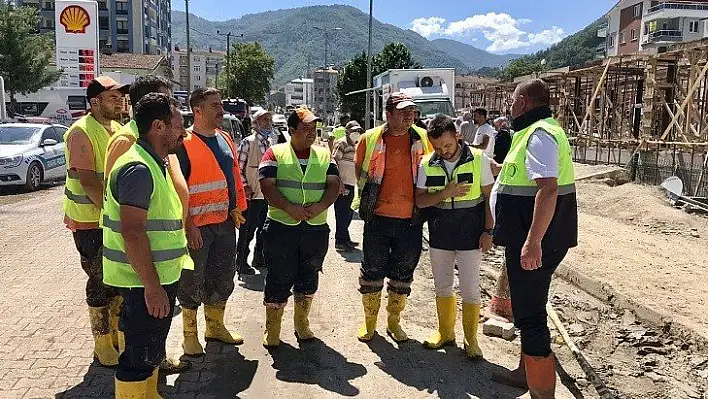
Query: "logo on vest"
508 163 517 177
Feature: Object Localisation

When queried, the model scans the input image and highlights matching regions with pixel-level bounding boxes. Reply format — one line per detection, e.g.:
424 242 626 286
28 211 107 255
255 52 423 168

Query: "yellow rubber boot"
146 368 163 399
293 296 315 341
181 308 204 356
423 296 457 349
357 292 381 342
386 292 409 342
115 377 147 398
462 302 484 359
108 296 124 351
263 306 285 348
88 306 120 367
205 302 244 345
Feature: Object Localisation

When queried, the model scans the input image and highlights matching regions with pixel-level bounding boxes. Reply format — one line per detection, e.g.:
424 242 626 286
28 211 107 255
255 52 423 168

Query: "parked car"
273 114 287 130
221 114 245 144
0 123 68 191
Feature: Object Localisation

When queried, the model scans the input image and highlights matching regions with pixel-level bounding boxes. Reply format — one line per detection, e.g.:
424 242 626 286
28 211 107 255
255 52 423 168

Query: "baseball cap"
386 92 417 110
345 121 363 132
253 108 272 122
86 76 130 100
288 106 320 128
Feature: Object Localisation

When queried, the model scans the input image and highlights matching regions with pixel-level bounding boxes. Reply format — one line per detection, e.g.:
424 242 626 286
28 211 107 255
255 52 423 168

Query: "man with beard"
102 93 190 397
175 88 247 356
63 76 129 367
259 107 341 348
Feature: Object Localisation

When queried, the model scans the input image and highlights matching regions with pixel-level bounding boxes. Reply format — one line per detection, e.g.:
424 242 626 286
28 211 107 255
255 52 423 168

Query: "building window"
633 4 641 18
98 1 108 10
608 35 615 47
193 65 201 72
631 28 637 41
44 18 54 29
99 16 109 31
116 1 129 14
194 56 200 62
689 21 699 33
117 39 129 52
619 32 625 44
117 20 128 34
43 2 54 10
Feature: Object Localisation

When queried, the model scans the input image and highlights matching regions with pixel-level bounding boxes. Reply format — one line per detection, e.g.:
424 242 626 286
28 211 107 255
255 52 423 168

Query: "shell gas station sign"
54 0 99 89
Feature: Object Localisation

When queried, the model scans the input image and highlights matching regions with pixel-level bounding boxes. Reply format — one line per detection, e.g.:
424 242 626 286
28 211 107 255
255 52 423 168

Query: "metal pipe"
0 76 6 120
185 0 191 92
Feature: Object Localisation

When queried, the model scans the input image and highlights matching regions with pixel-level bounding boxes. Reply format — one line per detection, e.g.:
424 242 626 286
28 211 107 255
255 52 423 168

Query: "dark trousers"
263 219 329 304
116 283 178 382
359 215 423 295
236 199 268 268
73 229 116 307
334 185 355 244
505 245 568 357
178 219 236 309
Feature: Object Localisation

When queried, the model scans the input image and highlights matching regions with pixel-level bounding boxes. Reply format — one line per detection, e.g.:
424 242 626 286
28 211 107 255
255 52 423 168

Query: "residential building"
171 48 225 91
605 0 708 56
454 75 498 110
15 0 171 55
312 67 339 124
284 78 314 108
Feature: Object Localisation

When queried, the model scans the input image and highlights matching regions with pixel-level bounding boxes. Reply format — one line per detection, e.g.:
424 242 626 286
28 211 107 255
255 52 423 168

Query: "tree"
0 1 61 116
337 43 422 122
224 42 275 105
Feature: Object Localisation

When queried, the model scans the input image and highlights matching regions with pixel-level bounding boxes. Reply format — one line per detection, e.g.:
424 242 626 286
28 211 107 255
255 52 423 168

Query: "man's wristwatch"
482 228 494 235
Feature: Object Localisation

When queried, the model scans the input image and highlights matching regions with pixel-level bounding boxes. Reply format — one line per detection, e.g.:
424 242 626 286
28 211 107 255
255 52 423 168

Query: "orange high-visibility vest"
183 129 245 226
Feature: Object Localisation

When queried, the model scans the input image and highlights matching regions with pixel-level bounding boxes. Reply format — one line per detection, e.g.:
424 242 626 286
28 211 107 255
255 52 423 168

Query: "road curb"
555 264 708 351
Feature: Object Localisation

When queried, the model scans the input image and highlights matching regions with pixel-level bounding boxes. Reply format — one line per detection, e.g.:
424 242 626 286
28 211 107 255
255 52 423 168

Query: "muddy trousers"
333 185 355 244
359 215 423 295
178 220 236 310
115 283 177 382
263 219 329 304
505 245 568 357
236 199 268 269
73 229 117 307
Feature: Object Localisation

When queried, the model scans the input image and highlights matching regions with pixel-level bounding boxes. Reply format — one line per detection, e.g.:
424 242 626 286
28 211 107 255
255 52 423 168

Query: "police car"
0 123 69 191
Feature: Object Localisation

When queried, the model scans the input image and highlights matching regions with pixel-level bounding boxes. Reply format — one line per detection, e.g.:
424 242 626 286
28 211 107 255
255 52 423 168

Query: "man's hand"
479 232 493 253
443 182 470 199
244 185 254 200
230 209 247 228
144 285 170 319
285 204 309 221
304 202 327 219
186 223 203 250
521 239 542 270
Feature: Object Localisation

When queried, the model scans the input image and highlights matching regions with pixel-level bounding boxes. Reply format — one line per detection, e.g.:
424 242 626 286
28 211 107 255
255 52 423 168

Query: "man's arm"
354 136 367 181
470 135 490 151
479 183 495 252
166 154 189 224
77 169 104 207
67 127 104 206
236 139 252 198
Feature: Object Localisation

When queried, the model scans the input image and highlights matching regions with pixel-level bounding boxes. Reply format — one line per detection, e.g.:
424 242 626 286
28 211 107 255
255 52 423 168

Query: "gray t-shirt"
112 140 167 210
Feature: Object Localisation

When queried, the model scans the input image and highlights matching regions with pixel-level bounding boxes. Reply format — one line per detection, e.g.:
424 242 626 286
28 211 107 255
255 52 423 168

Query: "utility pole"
313 27 341 68
185 0 191 92
217 31 243 99
365 0 373 129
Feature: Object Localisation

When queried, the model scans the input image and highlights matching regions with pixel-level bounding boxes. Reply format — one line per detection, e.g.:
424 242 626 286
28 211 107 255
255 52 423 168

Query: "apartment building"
16 0 171 55
605 0 708 56
284 78 314 108
171 48 225 91
312 67 339 123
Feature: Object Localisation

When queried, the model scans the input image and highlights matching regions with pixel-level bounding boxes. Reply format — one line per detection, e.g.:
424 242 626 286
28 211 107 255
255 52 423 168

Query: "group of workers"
62 74 576 399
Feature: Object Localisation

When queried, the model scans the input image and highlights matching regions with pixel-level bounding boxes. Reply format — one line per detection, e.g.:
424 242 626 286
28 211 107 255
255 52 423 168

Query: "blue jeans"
334 185 354 244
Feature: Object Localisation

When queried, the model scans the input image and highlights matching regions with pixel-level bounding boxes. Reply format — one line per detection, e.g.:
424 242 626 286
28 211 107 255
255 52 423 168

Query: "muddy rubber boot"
204 302 244 345
263 306 285 348
293 296 315 341
357 292 381 342
88 306 120 367
115 377 147 398
145 368 163 399
108 296 124 351
159 357 192 374
181 308 204 356
423 296 457 349
517 353 557 399
492 354 528 389
386 292 409 343
484 265 514 322
462 302 484 359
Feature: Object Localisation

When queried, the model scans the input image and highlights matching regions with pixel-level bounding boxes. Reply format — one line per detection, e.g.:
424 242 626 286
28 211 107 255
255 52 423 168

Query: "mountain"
521 18 606 70
431 39 520 69
170 6 508 86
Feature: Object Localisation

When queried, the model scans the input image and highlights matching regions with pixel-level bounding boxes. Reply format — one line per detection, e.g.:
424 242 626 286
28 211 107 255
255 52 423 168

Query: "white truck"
372 68 455 125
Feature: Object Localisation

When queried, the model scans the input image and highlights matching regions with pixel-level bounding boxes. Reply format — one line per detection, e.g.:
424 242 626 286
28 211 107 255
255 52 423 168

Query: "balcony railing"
648 2 708 14
642 29 683 44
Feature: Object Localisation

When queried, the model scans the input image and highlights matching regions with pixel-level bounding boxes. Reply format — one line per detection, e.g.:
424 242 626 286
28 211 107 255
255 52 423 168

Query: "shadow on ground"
367 334 527 399
338 248 363 263
165 341 258 397
55 361 115 398
268 338 367 397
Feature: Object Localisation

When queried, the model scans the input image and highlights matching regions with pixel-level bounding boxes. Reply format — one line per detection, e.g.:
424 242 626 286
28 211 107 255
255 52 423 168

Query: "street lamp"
216 30 243 98
313 26 342 68
365 0 373 129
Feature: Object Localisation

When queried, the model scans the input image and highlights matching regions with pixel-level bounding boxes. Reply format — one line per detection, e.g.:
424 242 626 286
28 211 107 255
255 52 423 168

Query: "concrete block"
483 319 516 340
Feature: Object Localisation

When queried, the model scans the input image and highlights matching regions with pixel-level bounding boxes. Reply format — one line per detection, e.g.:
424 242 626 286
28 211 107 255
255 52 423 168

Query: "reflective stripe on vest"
62 114 121 223
420 145 485 210
268 143 330 226
183 130 236 226
103 144 191 288
496 117 575 195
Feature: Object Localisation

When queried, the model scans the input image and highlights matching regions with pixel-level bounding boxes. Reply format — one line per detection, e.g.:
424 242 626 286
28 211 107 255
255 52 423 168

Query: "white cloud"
409 13 566 53
409 17 446 38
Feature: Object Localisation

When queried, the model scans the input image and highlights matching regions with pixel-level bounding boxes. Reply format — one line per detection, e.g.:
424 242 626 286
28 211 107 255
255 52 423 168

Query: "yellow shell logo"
60 5 91 34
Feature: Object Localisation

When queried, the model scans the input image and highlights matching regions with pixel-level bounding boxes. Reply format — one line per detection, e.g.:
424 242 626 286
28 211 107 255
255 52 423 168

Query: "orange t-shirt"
64 128 102 231
356 133 414 219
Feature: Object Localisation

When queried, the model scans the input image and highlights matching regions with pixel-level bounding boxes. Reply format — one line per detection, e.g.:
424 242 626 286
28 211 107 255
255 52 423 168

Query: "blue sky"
172 0 616 54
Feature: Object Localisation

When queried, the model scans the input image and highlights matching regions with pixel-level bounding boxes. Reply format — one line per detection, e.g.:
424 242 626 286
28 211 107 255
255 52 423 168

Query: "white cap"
253 109 272 122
